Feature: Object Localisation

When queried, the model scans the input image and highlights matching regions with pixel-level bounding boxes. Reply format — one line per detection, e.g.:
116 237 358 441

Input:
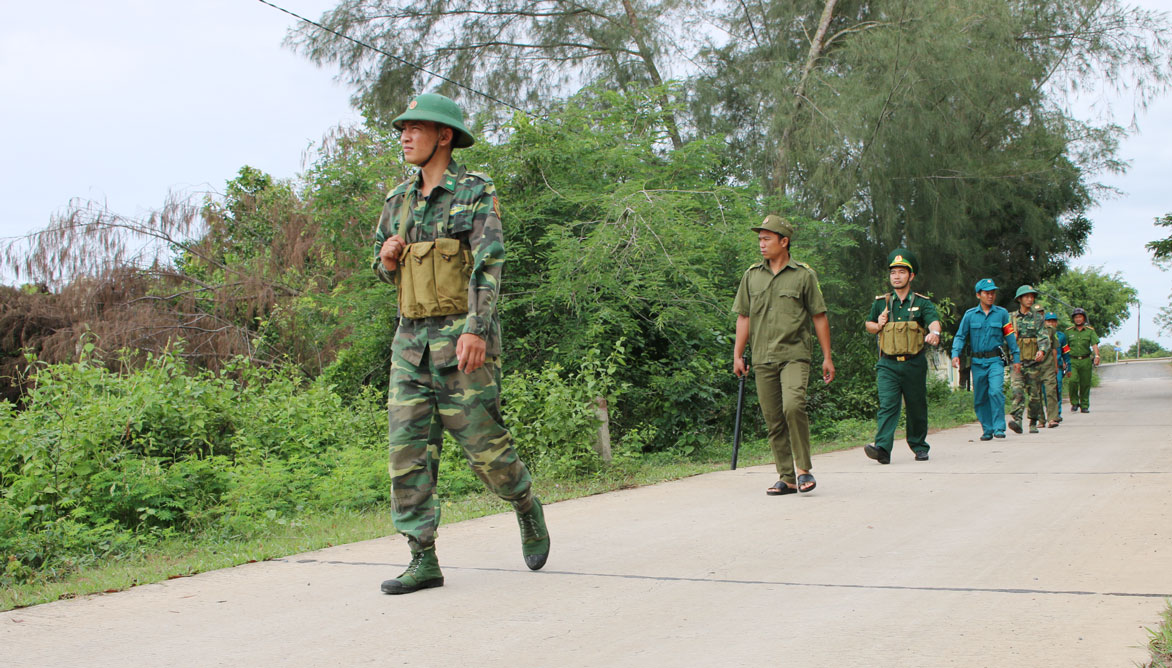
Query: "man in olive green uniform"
373 93 548 595
1008 285 1051 434
1065 307 1100 413
1034 312 1064 428
862 249 941 464
733 215 835 496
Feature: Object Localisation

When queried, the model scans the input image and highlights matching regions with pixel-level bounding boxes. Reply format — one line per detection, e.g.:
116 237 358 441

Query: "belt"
972 350 1001 359
880 350 924 362
1071 354 1090 360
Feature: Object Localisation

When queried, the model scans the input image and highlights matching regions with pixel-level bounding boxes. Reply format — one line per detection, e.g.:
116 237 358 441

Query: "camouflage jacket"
1010 305 1051 363
372 159 504 368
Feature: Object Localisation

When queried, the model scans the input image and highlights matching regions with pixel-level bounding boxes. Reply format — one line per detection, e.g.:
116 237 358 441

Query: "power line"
254 0 534 117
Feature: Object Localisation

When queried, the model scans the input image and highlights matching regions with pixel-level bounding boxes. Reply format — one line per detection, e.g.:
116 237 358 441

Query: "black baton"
730 367 747 470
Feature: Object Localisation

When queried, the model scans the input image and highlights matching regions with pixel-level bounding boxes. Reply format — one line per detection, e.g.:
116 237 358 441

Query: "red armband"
1061 344 1070 354
1002 322 1015 336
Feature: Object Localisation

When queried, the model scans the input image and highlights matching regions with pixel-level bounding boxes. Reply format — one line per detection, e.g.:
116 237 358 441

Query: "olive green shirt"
733 258 827 364
1065 325 1099 357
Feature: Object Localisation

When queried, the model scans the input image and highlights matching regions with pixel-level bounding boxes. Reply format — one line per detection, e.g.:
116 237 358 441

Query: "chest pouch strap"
878 293 925 356
394 167 475 319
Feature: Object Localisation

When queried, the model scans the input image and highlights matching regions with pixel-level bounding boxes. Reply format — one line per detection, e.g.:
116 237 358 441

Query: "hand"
822 357 835 384
456 333 486 373
1034 350 1045 363
1093 354 1100 367
733 356 748 378
379 234 407 271
876 309 889 328
952 357 960 369
1012 363 1022 374
924 331 940 347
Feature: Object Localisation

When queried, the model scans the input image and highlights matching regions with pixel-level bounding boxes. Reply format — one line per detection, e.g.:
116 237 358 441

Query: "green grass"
1141 601 1172 668
2 388 981 611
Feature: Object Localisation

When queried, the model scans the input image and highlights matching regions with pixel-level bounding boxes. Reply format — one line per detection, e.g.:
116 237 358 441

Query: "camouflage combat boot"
380 547 444 594
515 498 550 571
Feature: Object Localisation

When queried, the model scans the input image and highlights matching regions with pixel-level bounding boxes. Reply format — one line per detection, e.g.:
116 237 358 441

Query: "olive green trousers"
754 360 812 485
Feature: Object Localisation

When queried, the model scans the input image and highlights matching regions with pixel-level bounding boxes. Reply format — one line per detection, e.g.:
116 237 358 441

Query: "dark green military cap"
392 93 475 148
751 214 794 239
1014 284 1039 301
887 248 917 274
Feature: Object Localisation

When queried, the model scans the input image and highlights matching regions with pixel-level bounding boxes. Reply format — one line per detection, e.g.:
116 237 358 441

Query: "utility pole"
1137 301 1142 358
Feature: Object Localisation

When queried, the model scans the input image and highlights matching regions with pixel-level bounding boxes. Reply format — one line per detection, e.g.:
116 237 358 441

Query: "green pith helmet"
1014 284 1039 301
751 214 794 239
392 93 475 148
887 248 917 275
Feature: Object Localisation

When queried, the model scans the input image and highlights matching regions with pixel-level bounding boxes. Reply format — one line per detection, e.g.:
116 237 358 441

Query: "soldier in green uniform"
733 215 835 496
1007 286 1051 434
1035 312 1064 428
1065 307 1100 413
862 249 941 464
373 93 548 594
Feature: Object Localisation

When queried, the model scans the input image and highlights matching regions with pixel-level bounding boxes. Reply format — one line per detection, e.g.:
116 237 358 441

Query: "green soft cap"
751 214 794 239
392 93 475 148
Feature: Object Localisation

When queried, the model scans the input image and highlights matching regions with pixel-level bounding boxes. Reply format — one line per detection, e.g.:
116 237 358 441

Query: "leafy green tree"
1036 266 1138 337
695 0 1168 309
287 0 703 146
1146 213 1172 263
1125 338 1170 359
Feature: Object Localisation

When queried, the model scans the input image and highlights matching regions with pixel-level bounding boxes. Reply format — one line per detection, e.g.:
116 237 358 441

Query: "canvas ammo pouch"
1017 336 1039 360
877 294 925 356
393 168 475 319
395 238 473 319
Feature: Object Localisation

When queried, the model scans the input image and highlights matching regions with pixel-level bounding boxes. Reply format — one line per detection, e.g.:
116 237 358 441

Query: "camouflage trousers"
1010 361 1046 424
387 347 533 552
1034 355 1060 424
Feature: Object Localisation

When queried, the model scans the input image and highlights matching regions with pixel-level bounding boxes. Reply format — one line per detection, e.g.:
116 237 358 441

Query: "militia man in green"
373 93 548 594
1007 285 1051 434
862 249 941 464
1065 307 1100 413
1035 312 1065 427
733 215 835 495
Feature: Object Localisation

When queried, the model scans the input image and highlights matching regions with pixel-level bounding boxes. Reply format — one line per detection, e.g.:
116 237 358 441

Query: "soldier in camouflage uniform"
373 93 548 595
1007 285 1051 434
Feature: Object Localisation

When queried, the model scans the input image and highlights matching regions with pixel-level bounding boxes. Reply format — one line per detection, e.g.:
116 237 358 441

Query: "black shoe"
980 433 993 441
1080 408 1089 413
914 451 929 461
864 443 890 464
993 432 1006 439
1007 418 1022 434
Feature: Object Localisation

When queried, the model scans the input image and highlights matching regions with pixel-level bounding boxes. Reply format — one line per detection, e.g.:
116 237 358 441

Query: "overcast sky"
1 0 1169 347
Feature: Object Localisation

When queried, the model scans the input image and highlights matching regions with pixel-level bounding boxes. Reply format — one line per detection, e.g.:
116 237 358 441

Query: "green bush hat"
974 278 998 293
391 93 475 148
887 248 917 274
751 214 794 239
1014 284 1039 301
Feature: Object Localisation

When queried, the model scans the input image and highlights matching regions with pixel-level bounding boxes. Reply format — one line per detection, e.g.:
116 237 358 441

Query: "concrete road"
4 361 1170 667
